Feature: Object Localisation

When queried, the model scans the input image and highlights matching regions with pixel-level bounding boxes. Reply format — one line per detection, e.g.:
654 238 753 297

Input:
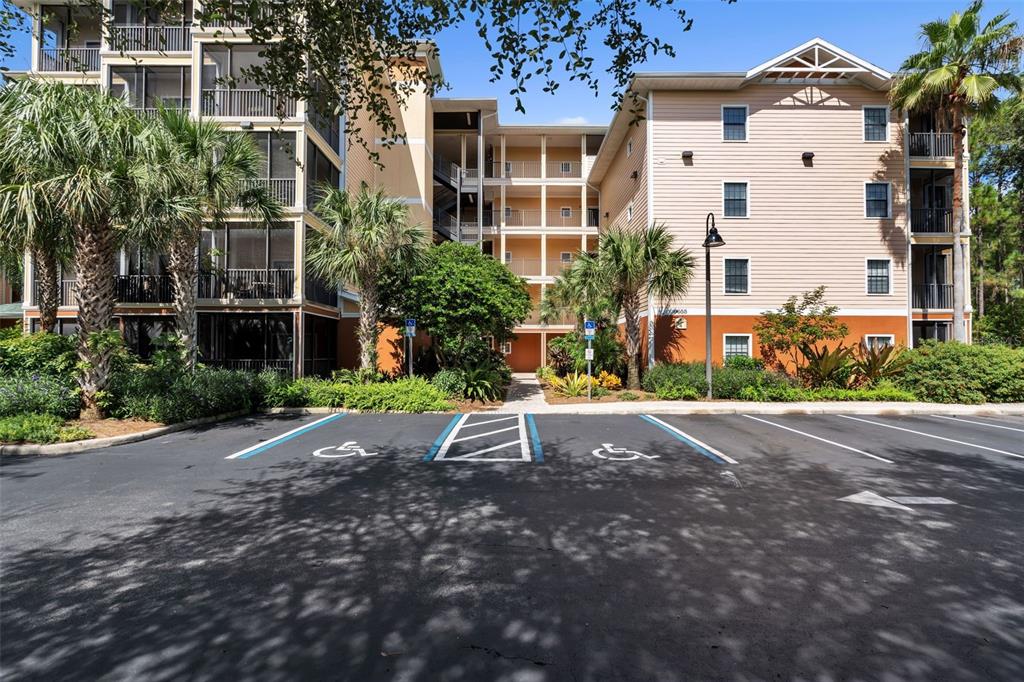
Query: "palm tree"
0 185 73 332
891 0 1023 342
553 223 694 390
305 185 427 370
139 107 281 367
0 80 149 417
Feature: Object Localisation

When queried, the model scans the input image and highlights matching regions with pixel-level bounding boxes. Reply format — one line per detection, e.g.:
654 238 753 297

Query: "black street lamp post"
702 213 725 399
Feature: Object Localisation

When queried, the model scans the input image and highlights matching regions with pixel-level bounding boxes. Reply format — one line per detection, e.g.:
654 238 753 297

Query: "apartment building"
588 38 968 367
9 10 967 374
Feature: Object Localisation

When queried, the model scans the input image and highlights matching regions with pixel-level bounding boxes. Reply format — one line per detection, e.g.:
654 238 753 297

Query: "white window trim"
721 104 749 143
722 333 753 361
864 181 892 219
501 341 512 355
560 206 572 217
626 139 633 157
504 251 512 264
864 334 895 349
862 105 890 143
626 201 634 221
865 257 893 296
722 180 750 219
722 256 751 295
559 161 572 173
559 251 573 263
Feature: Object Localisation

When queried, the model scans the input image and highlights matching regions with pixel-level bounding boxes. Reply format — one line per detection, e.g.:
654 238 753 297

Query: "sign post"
405 318 416 377
584 320 596 401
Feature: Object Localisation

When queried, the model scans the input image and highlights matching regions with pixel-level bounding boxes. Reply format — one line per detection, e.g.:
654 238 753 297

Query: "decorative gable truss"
745 38 892 89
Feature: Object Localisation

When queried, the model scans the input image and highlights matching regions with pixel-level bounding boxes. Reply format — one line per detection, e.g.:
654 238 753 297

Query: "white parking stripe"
743 415 894 464
432 413 470 461
931 415 1024 434
839 415 1024 459
451 425 520 443
643 415 738 464
225 414 342 459
460 416 519 428
447 440 524 460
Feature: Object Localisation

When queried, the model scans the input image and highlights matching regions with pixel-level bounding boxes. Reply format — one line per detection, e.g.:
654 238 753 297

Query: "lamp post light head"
703 226 725 249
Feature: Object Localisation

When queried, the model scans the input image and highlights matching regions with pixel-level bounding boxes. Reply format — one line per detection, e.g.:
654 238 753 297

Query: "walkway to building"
502 373 548 411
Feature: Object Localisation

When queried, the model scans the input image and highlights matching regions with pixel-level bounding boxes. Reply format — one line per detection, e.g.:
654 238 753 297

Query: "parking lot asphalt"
2 411 1023 681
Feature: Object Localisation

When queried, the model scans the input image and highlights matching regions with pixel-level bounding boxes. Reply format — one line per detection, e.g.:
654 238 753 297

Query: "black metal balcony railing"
587 208 599 228
910 208 954 233
108 25 191 51
910 132 954 158
245 178 296 206
114 275 174 303
912 283 953 309
39 47 100 72
200 89 297 118
433 154 461 186
130 98 192 119
199 268 294 299
304 276 338 307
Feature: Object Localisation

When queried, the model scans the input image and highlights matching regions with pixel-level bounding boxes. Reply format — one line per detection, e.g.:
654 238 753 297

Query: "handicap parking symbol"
313 441 378 459
591 443 658 461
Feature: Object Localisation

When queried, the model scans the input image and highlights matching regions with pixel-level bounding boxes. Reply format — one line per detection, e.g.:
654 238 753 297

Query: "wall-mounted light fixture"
802 152 814 160
681 151 694 160
630 170 639 180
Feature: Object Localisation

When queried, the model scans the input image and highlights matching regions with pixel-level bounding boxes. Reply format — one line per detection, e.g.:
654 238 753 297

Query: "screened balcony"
110 65 191 117
199 223 296 299
246 132 298 207
200 45 296 117
911 245 953 309
108 1 193 52
38 5 101 72
198 312 294 374
909 111 954 159
909 169 954 234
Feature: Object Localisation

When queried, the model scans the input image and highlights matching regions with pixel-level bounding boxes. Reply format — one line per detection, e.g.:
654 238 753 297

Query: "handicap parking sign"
584 319 596 339
405 318 416 337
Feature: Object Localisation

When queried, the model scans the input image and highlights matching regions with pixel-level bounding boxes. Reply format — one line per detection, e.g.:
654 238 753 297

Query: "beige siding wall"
598 120 648 232
651 84 907 312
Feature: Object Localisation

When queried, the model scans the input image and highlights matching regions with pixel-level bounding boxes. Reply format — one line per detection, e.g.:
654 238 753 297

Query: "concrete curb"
0 410 251 457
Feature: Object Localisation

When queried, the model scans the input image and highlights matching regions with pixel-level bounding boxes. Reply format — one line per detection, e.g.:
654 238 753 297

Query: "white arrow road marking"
839 491 957 512
839 415 1024 459
743 415 893 464
930 415 1024 433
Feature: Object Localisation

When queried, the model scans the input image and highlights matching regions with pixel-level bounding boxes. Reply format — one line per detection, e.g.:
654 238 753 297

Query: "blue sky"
4 0 1020 125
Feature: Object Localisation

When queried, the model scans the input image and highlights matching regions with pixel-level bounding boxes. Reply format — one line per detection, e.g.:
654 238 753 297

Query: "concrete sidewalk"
501 373 1024 416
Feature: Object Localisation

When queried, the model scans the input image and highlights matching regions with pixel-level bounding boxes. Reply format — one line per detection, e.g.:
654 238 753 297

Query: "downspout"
637 92 656 368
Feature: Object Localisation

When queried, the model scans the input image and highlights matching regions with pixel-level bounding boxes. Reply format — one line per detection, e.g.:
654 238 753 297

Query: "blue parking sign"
405 318 416 337
584 319 595 339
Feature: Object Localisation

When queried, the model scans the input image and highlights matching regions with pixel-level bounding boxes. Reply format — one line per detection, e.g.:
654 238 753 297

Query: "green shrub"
724 355 763 371
431 369 467 398
109 365 255 423
331 367 385 384
0 374 80 418
547 328 626 376
0 331 78 379
0 413 93 444
550 372 593 397
306 380 348 408
738 383 809 402
463 365 503 402
899 342 1024 404
343 378 452 412
655 383 700 400
713 366 792 399
799 343 854 388
809 381 916 402
535 365 556 385
619 391 639 401
642 362 706 395
852 343 911 386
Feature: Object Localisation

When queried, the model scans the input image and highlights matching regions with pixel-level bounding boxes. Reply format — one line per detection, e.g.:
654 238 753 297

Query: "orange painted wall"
338 318 360 370
507 332 542 371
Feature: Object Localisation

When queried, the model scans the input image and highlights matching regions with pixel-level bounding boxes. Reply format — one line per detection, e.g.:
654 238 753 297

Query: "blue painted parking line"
423 414 464 461
226 413 346 460
526 414 544 462
639 415 737 465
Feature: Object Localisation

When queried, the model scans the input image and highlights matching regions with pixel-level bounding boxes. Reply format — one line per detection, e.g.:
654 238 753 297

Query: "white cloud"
553 116 590 125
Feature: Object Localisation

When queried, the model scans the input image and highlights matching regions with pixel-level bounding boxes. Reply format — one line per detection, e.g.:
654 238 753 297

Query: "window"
724 182 748 218
504 251 511 264
724 258 749 294
626 202 634 221
501 341 512 355
560 161 572 174
722 105 747 141
864 334 895 350
504 206 512 218
626 140 633 157
560 252 572 263
866 258 891 294
864 107 888 142
504 161 512 175
865 182 890 218
560 207 572 218
724 334 752 360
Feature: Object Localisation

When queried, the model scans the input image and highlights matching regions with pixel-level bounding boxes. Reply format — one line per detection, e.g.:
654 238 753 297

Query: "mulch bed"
66 418 163 440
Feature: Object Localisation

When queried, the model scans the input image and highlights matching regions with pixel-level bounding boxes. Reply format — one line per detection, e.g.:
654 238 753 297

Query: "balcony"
39 47 99 72
491 161 542 179
114 275 174 303
246 178 297 207
911 208 953 234
546 210 586 228
546 161 582 178
205 358 292 373
912 283 953 309
108 25 191 52
505 258 542 277
547 258 573 275
304 276 338 307
130 98 191 118
199 268 294 299
200 89 297 118
503 209 541 227
910 132 954 159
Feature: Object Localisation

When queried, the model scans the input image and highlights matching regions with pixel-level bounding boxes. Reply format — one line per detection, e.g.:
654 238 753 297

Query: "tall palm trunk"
74 220 118 419
951 106 967 342
358 282 379 371
623 291 643 390
169 233 199 368
33 247 59 333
